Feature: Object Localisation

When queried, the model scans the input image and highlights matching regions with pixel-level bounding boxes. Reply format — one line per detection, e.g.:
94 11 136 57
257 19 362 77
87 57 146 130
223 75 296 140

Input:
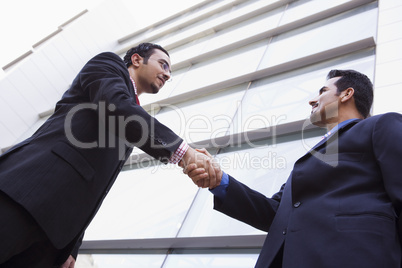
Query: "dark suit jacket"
0 52 183 261
215 113 402 268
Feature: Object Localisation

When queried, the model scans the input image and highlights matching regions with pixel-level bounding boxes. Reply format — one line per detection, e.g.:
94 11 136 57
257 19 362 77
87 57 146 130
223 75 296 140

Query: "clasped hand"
179 148 222 189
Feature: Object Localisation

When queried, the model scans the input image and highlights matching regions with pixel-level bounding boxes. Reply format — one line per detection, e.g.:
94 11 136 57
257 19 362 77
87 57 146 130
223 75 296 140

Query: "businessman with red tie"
0 43 219 267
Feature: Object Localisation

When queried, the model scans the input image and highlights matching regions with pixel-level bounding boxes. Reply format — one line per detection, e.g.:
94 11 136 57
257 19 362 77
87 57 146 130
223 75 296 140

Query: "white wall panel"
375 38 402 65
0 0 136 151
49 34 88 77
17 60 59 108
0 97 20 148
372 84 402 114
6 68 49 113
58 30 93 69
373 0 402 115
0 79 34 148
379 0 402 10
0 78 38 126
377 18 402 42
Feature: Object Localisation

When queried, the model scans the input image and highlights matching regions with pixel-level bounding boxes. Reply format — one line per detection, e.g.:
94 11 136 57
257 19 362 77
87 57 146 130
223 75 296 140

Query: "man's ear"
130 53 142 68
340 87 354 103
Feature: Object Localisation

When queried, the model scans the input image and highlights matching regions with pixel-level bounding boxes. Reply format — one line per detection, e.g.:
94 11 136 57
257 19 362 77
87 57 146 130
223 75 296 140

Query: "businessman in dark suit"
187 69 402 267
0 43 219 267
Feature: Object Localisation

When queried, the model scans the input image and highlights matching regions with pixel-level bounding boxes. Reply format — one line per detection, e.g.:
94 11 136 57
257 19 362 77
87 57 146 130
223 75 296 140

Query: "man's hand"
179 147 222 189
194 148 222 189
60 255 75 268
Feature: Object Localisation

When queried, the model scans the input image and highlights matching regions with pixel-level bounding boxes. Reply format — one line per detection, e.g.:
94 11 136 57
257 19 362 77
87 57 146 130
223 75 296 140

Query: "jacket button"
282 229 287 235
293 201 301 208
157 139 167 146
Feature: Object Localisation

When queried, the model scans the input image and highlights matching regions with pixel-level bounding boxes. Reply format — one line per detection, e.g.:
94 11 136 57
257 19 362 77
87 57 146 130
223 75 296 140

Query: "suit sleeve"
70 232 84 260
214 175 285 232
77 52 182 163
372 113 402 234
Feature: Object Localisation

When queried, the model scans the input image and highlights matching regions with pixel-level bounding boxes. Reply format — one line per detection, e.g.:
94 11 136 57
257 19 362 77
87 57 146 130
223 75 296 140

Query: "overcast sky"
0 0 204 69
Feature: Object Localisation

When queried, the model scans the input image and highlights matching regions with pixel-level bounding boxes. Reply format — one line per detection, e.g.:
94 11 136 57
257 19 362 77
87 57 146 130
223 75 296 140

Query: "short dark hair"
327 69 373 118
123 43 169 68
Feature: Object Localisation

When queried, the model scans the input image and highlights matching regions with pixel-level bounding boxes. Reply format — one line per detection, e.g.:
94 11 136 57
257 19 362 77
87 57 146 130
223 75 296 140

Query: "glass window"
169 34 214 64
279 0 352 25
161 0 279 49
163 252 259 268
258 3 378 70
229 50 375 134
223 0 281 21
151 1 234 42
153 84 247 144
79 252 260 268
162 12 227 46
168 2 285 65
88 254 166 268
171 40 268 97
203 7 284 53
84 165 198 240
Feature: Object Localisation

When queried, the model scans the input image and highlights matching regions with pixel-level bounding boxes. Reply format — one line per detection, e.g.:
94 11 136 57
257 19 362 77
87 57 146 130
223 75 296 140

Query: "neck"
325 113 363 132
325 122 338 132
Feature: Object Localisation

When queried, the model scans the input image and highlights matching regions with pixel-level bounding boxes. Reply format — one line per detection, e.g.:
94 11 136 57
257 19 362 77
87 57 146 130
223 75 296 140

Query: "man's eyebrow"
160 59 170 66
319 86 326 94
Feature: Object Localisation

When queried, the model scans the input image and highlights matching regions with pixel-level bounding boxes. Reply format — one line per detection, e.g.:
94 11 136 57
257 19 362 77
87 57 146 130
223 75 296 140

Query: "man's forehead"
151 49 170 60
324 76 341 87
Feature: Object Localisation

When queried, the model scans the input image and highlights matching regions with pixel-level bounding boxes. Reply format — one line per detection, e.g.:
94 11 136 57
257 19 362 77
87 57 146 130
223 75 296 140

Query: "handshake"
179 147 222 189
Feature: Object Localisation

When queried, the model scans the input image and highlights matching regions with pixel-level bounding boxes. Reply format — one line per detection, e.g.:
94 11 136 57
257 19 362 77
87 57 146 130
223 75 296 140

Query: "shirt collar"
129 77 138 96
324 118 359 139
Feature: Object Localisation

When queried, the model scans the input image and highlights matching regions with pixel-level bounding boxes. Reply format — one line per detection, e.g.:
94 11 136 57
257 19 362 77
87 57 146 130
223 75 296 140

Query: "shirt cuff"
209 171 229 199
168 141 189 164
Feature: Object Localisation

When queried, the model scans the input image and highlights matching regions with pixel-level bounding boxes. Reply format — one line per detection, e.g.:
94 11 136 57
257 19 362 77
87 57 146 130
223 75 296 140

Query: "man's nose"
309 96 318 106
162 72 171 82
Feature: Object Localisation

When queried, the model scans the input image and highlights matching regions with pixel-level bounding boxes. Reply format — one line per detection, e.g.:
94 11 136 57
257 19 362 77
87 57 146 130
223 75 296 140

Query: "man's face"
137 49 171 94
309 77 342 127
